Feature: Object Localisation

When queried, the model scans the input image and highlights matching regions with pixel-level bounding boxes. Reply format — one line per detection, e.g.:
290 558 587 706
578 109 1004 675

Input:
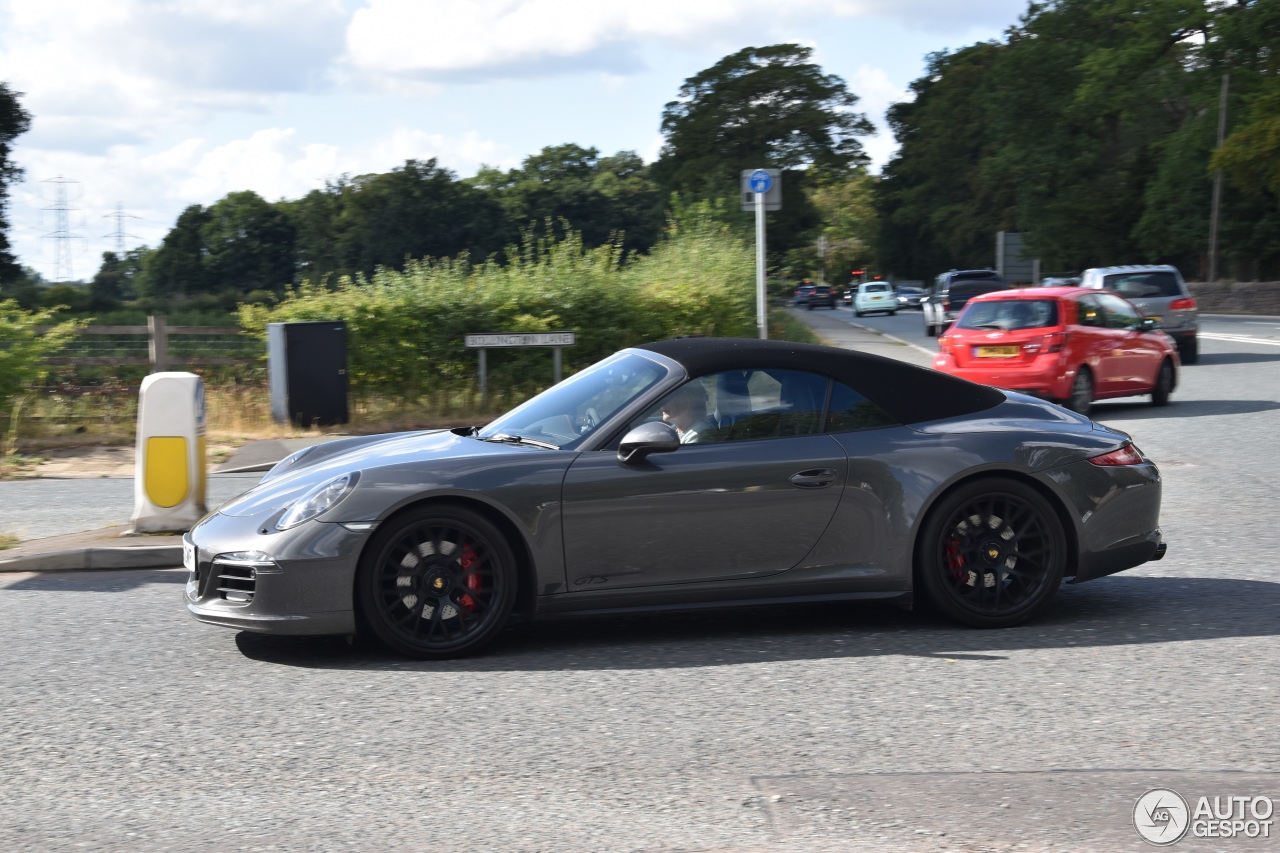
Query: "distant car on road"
932 286 1178 413
853 282 896 316
894 286 927 309
923 270 1009 337
1078 265 1199 364
805 284 838 310
1038 276 1081 288
184 337 1168 659
793 284 816 306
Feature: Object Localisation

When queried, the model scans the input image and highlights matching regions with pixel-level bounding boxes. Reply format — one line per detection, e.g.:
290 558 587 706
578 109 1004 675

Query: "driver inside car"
661 382 716 444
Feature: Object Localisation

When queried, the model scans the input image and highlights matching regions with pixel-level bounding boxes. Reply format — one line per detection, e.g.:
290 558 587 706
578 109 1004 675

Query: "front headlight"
276 472 359 530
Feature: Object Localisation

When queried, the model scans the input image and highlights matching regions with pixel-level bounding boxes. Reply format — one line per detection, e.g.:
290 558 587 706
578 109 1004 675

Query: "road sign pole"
755 190 767 340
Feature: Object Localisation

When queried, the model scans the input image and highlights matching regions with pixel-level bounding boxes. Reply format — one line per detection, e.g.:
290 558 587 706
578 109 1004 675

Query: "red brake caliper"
458 544 481 612
945 534 966 582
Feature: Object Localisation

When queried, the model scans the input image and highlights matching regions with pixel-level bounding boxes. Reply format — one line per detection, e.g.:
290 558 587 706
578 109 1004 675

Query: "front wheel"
1151 359 1174 406
917 478 1067 628
357 506 517 659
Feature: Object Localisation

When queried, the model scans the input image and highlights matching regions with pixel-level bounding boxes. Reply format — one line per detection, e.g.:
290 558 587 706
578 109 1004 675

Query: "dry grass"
6 384 495 454
0 533 18 550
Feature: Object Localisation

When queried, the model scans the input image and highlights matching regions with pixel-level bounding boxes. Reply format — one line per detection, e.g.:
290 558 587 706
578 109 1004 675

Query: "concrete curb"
0 545 183 573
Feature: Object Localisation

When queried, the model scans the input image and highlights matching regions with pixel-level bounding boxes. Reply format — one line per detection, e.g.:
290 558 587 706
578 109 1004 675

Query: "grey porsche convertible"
185 337 1166 659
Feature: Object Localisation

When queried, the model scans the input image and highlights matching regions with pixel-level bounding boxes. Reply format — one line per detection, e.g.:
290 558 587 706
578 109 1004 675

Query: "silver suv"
1079 265 1199 363
922 270 1008 337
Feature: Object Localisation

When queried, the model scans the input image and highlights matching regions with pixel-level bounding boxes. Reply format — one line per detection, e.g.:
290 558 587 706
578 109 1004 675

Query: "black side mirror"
1138 317 1160 332
618 421 680 464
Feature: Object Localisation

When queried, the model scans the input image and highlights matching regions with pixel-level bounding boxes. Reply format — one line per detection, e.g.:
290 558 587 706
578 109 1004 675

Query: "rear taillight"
937 335 953 354
1169 297 1196 311
941 297 951 312
1088 444 1145 466
1025 332 1068 354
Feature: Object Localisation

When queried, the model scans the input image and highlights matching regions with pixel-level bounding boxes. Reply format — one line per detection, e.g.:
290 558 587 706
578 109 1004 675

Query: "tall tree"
475 145 663 254
202 190 297 294
286 159 512 281
873 1 1277 280
137 205 212 299
653 44 873 259
0 83 32 285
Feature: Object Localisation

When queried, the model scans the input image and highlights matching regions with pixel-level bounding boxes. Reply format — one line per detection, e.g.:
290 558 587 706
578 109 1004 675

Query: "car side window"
825 383 897 433
627 369 833 444
1097 293 1142 330
1075 295 1105 328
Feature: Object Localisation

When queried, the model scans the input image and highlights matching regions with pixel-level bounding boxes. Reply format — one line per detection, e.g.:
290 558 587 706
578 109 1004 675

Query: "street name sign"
465 332 576 348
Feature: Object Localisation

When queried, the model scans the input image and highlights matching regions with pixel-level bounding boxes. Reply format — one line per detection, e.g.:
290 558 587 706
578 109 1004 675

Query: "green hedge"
238 216 757 402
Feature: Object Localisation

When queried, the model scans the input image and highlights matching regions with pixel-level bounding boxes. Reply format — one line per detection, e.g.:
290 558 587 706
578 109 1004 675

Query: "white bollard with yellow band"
130 372 208 534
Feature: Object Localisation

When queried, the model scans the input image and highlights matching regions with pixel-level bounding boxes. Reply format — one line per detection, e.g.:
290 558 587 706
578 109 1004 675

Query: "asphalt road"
2 325 1278 851
0 473 261 541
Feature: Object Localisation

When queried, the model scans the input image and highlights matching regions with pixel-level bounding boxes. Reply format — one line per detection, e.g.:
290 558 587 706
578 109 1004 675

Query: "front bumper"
183 510 369 637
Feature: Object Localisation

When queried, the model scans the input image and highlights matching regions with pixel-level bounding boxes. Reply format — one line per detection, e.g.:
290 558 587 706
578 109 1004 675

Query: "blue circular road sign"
749 169 773 194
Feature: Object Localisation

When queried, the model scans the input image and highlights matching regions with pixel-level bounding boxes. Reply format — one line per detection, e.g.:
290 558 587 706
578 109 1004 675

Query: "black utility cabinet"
267 321 349 427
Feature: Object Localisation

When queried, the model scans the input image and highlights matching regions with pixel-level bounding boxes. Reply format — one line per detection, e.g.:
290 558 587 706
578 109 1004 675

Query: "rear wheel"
925 319 937 337
917 478 1066 628
1065 367 1093 414
357 506 516 659
1151 359 1174 406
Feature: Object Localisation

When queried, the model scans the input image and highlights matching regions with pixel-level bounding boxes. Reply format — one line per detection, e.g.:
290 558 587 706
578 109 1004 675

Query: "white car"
853 282 897 317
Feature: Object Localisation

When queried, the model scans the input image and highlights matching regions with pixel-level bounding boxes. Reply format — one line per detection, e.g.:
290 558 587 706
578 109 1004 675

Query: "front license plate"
976 346 1020 358
183 539 196 573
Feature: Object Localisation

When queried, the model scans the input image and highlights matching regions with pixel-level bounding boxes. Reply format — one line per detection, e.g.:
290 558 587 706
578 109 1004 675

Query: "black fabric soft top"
636 337 1006 426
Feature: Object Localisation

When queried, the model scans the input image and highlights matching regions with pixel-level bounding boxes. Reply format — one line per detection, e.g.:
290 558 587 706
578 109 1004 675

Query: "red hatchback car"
932 287 1179 413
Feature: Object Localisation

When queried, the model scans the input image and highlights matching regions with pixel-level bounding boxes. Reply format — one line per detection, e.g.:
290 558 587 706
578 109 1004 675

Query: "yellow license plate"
976 346 1020 358
1146 315 1161 323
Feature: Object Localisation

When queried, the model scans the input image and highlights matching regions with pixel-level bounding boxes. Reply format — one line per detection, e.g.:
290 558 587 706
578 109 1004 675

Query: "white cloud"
343 0 1026 79
0 0 348 150
848 64 911 169
9 125 516 276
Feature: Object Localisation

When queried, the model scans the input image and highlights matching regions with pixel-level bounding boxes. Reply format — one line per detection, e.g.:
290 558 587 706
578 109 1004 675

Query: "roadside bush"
0 300 87 451
238 214 756 404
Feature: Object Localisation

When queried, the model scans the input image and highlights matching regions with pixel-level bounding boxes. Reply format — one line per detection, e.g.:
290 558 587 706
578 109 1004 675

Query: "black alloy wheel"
917 478 1067 628
1066 367 1093 414
1151 359 1174 407
358 506 516 659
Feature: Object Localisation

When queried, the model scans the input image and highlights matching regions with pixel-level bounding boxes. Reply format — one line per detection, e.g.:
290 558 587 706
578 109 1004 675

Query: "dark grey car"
185 338 1167 659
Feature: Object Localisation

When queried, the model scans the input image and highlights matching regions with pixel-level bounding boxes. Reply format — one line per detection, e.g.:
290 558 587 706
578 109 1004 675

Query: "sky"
0 0 1031 281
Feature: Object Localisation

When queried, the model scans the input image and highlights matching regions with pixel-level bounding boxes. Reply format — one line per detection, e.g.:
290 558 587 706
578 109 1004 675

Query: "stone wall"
1186 281 1280 315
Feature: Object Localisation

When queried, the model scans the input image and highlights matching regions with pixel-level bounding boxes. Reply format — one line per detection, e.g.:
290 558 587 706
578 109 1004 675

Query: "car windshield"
1101 272 1182 299
478 351 668 449
958 299 1060 331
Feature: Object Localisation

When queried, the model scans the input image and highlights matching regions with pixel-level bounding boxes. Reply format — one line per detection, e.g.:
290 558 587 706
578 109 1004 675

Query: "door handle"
789 468 837 488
